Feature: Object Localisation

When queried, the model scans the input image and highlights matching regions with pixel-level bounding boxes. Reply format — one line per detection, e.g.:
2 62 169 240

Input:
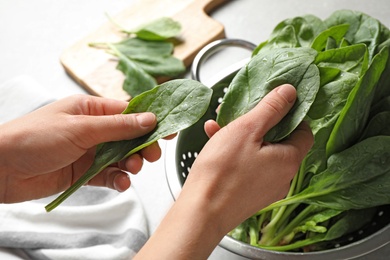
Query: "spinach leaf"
258 136 390 212
252 25 298 55
126 17 182 41
302 72 358 177
314 44 367 74
326 47 389 155
129 55 186 77
89 17 184 97
217 47 320 142
317 67 340 87
310 24 350 51
112 37 174 57
108 40 185 97
325 10 383 60
370 96 390 118
114 48 158 96
45 79 212 211
307 71 358 120
253 15 325 56
373 42 390 103
113 38 185 77
360 111 390 140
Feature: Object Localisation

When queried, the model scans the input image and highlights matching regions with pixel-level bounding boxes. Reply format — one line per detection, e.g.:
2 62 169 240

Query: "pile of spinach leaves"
89 17 185 97
219 10 390 252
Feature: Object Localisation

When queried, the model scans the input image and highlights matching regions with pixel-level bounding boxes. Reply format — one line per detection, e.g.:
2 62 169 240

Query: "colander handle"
191 38 257 83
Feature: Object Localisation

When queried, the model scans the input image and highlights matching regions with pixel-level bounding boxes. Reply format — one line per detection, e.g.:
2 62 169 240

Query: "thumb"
75 112 157 147
236 84 297 140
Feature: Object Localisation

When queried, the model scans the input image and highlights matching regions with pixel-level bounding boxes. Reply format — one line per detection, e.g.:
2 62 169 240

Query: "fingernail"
276 84 296 103
113 173 130 192
136 112 156 127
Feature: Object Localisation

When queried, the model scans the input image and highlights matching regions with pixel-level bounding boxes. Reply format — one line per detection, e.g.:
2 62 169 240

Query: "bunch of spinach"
219 10 390 252
45 79 212 212
90 17 185 97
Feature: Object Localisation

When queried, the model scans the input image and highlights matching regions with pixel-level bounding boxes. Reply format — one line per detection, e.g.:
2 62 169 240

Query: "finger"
140 141 161 162
204 120 221 138
118 142 161 173
163 133 177 140
73 112 157 148
113 172 131 192
69 95 129 115
281 121 314 161
121 153 144 174
87 167 131 192
236 84 297 139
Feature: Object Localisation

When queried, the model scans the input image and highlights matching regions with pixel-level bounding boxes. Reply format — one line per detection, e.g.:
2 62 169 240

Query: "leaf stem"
88 42 110 49
268 204 315 246
259 169 299 245
45 163 107 212
105 12 130 34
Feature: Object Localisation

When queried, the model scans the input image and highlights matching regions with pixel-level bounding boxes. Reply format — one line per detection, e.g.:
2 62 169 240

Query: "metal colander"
164 39 390 259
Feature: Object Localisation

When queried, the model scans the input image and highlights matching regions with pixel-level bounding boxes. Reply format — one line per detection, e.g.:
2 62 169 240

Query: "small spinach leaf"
311 24 350 51
127 17 182 41
113 37 174 57
314 44 367 74
108 39 185 96
115 48 158 96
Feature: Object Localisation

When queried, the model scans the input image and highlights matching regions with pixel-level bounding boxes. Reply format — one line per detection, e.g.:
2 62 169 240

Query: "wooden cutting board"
60 0 227 100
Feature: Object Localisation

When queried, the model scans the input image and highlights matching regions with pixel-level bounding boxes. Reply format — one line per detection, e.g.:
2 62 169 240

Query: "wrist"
135 187 227 259
0 124 12 202
0 125 9 174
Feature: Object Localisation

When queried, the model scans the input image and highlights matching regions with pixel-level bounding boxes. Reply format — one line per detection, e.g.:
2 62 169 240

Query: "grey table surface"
0 0 389 259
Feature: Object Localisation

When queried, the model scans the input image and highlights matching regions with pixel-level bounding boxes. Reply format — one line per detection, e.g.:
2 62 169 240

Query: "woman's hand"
195 84 314 227
0 94 162 203
135 84 314 259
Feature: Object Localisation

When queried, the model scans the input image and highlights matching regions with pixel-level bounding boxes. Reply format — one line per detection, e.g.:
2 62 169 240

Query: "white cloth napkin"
0 76 148 260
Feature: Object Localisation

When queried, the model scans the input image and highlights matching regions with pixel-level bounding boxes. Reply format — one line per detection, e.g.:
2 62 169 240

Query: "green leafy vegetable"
126 17 182 41
89 17 185 97
217 47 320 142
217 9 390 252
258 136 390 212
45 79 212 212
326 47 388 155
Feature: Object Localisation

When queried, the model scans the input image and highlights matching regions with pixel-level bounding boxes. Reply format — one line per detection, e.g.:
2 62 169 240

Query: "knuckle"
261 96 287 117
113 114 133 130
279 148 302 176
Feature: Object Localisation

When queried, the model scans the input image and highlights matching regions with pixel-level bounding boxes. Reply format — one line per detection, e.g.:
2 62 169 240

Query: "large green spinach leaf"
45 79 212 211
217 47 320 142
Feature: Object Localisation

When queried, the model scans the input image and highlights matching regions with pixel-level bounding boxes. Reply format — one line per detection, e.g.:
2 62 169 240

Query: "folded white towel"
0 76 148 260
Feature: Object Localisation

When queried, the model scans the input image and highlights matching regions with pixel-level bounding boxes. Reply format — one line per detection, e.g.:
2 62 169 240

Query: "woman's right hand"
135 84 314 260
